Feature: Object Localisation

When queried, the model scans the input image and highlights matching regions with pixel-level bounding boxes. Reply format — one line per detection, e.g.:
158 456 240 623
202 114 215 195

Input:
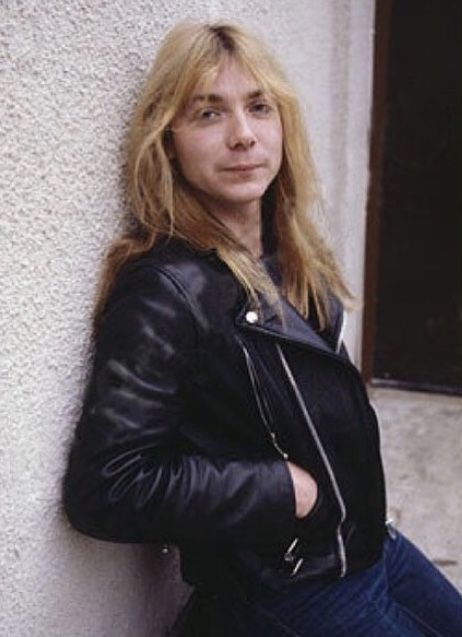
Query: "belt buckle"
282 537 304 576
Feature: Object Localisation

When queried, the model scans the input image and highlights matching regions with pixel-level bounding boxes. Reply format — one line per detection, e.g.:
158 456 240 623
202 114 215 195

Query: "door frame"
362 0 392 383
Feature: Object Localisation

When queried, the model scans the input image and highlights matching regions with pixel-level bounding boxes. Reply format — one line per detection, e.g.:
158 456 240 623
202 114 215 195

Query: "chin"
220 183 269 204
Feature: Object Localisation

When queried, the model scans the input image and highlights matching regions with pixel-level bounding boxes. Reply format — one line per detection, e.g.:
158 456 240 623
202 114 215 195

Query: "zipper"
276 343 348 578
240 341 289 460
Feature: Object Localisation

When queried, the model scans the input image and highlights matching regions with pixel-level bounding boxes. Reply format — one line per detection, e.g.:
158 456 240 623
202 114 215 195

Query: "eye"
197 108 221 122
250 101 273 115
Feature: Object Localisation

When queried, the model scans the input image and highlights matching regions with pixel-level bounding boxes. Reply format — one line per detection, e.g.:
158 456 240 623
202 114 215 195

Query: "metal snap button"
160 544 170 555
245 310 258 324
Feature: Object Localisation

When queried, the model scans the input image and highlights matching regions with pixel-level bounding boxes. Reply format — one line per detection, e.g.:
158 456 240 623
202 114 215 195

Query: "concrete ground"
369 386 462 592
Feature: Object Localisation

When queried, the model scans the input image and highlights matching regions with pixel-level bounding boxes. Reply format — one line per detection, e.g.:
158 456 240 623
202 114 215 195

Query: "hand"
286 461 318 519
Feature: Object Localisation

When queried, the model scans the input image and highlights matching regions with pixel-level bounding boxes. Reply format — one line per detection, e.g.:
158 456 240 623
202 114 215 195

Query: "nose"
227 112 256 150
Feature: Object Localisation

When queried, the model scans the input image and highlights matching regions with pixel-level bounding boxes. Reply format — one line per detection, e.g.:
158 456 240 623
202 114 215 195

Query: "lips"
223 164 262 172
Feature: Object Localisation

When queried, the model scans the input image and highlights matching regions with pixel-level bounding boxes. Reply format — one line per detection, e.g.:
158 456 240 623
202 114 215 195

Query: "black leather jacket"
63 238 387 596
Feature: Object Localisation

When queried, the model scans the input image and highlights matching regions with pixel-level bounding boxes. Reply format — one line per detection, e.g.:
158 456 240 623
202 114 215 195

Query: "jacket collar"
234 253 345 357
143 236 345 357
235 293 344 356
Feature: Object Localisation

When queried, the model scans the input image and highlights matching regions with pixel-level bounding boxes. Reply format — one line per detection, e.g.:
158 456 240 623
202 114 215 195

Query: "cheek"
174 134 216 179
262 121 283 157
267 128 283 169
274 122 284 154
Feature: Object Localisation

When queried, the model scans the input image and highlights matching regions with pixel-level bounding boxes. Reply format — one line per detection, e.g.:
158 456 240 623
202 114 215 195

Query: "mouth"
222 164 262 172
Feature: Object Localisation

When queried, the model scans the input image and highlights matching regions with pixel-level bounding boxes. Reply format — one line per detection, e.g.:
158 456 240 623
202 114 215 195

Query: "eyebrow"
189 89 266 105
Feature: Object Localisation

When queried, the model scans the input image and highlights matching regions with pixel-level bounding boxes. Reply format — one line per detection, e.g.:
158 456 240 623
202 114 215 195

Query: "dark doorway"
363 0 462 395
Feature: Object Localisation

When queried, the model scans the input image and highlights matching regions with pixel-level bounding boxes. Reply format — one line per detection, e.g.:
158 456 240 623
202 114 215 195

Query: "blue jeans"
204 530 462 636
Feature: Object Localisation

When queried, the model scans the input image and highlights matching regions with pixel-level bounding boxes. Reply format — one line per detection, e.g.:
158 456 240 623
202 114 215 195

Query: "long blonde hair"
94 21 352 328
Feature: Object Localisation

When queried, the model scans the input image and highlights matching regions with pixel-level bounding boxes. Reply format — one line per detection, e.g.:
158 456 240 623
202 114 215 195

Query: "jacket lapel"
235 292 343 357
234 252 345 356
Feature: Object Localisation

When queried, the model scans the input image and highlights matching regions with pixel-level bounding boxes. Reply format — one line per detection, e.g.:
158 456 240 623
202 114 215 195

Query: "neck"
207 199 263 258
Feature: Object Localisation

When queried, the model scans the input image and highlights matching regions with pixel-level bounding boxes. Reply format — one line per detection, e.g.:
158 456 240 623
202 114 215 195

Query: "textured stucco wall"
1 1 375 635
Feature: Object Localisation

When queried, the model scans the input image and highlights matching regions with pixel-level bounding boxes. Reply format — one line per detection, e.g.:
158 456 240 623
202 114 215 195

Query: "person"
63 21 462 636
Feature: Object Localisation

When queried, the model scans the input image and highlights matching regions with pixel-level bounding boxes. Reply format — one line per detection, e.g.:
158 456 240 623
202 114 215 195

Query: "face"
170 56 283 216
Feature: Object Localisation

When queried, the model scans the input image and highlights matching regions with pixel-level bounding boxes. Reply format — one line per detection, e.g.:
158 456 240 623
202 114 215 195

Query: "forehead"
187 57 266 103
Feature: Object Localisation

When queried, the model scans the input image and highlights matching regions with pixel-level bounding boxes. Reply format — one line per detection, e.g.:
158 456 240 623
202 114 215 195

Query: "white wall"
1 1 375 635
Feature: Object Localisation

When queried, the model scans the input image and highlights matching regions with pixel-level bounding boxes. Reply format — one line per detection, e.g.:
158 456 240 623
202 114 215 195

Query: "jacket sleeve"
63 265 298 546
